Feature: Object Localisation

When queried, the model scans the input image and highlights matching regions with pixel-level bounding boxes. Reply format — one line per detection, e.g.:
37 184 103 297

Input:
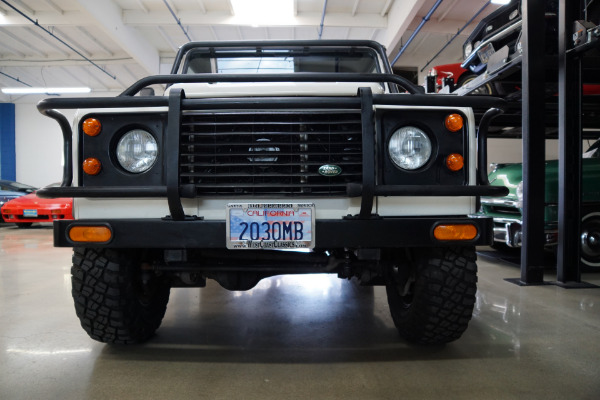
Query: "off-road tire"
385 246 478 345
71 247 170 344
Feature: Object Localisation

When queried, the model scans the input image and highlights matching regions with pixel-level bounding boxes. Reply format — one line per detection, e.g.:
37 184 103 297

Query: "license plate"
226 203 315 250
477 43 495 64
23 209 38 217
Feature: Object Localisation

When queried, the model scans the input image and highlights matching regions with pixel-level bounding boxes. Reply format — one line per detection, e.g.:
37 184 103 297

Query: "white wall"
15 102 75 188
487 138 559 171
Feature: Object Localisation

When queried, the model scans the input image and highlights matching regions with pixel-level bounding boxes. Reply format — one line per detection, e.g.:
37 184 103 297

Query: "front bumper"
54 216 495 248
2 209 72 223
492 217 558 248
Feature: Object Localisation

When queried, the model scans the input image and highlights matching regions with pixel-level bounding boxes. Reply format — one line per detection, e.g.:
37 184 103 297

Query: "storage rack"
462 0 600 285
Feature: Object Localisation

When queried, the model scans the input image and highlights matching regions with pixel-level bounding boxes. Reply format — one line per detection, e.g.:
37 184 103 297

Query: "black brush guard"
37 72 508 221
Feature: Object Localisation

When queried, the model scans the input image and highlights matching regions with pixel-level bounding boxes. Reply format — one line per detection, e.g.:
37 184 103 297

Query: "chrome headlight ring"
116 129 158 174
388 126 433 171
464 42 473 59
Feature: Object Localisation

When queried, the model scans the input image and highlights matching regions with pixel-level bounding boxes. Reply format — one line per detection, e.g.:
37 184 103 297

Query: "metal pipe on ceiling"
0 0 116 80
391 0 444 66
162 0 192 42
0 70 32 87
318 0 329 39
420 0 492 72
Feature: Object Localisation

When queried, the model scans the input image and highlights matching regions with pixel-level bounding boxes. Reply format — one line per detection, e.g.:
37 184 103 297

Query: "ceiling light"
1 87 92 94
491 0 511 5
230 0 294 26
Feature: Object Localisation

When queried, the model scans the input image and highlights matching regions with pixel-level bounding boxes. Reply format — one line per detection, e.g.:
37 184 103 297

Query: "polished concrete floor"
0 224 599 400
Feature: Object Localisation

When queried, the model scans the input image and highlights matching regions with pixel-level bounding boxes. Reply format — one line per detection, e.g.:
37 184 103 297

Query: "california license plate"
23 209 38 217
226 203 315 250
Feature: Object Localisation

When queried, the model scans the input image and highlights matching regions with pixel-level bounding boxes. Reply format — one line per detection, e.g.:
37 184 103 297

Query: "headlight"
464 42 473 58
388 126 432 170
116 129 158 173
515 181 524 208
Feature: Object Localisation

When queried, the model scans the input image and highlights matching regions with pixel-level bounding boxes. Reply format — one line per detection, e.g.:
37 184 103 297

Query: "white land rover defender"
38 40 507 345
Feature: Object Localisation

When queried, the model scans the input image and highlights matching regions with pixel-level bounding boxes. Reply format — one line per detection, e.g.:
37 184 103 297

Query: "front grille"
179 111 363 196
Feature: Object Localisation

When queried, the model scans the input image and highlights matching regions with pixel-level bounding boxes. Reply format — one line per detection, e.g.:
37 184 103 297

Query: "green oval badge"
318 164 342 177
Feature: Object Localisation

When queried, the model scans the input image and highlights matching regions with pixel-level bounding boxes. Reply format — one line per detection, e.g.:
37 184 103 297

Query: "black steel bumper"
54 216 495 248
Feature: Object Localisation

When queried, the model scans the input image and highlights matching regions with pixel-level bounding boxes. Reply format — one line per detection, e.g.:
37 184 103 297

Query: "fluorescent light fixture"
491 0 511 5
230 0 294 26
1 87 92 94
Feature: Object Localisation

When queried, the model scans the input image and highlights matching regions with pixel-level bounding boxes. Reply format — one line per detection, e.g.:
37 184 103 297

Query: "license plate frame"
477 42 495 64
23 209 38 218
226 203 315 250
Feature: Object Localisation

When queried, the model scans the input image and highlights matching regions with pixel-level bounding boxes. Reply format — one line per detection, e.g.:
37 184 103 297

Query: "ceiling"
0 0 502 103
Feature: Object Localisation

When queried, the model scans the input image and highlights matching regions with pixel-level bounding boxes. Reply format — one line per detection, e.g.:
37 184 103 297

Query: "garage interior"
1 0 599 399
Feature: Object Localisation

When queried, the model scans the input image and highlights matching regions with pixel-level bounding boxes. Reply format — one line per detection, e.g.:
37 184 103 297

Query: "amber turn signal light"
69 226 112 243
434 224 478 241
82 118 101 136
83 158 101 175
445 113 463 132
446 153 464 171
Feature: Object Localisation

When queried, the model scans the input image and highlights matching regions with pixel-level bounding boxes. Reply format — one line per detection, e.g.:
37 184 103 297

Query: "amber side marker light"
434 224 478 241
83 157 101 175
69 226 112 243
83 118 101 136
445 113 463 132
446 153 464 171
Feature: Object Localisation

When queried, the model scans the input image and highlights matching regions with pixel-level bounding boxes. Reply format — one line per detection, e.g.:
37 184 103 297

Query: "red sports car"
430 62 600 96
1 186 72 228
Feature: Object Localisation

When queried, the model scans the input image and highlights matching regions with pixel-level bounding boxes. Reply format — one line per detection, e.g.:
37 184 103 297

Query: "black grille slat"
179 111 363 196
180 152 363 158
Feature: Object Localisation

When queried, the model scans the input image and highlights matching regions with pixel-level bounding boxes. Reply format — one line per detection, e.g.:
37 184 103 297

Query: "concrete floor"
0 224 599 400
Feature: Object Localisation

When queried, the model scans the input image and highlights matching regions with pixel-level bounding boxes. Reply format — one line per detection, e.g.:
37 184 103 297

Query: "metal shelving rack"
555 0 599 286
461 0 600 286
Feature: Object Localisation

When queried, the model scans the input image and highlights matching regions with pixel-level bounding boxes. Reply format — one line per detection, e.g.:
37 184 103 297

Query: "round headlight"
388 126 432 170
516 181 524 206
116 129 158 173
464 42 473 58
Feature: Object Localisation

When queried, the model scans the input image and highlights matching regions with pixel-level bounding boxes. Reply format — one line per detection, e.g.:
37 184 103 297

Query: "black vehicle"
37 40 507 345
461 0 559 76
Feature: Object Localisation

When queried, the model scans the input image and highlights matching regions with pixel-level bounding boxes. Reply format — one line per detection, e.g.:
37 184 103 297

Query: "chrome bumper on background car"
493 217 558 248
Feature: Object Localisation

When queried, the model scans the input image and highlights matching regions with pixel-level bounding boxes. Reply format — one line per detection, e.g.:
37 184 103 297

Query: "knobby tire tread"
71 247 170 344
386 246 478 345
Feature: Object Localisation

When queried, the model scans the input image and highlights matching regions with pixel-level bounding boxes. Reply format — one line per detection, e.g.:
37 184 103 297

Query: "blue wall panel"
0 103 16 181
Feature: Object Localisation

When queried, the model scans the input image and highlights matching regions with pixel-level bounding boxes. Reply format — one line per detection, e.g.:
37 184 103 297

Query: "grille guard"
37 72 508 220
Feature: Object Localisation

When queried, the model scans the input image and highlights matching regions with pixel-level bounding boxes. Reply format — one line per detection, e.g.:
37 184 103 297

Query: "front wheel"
385 246 478 345
71 248 171 344
456 73 495 95
580 212 600 268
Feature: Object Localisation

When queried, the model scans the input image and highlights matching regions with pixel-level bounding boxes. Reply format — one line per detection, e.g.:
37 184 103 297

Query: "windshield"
0 181 36 192
181 47 381 75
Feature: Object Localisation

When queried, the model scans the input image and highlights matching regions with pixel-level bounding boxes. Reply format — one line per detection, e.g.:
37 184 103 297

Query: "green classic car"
481 140 600 268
